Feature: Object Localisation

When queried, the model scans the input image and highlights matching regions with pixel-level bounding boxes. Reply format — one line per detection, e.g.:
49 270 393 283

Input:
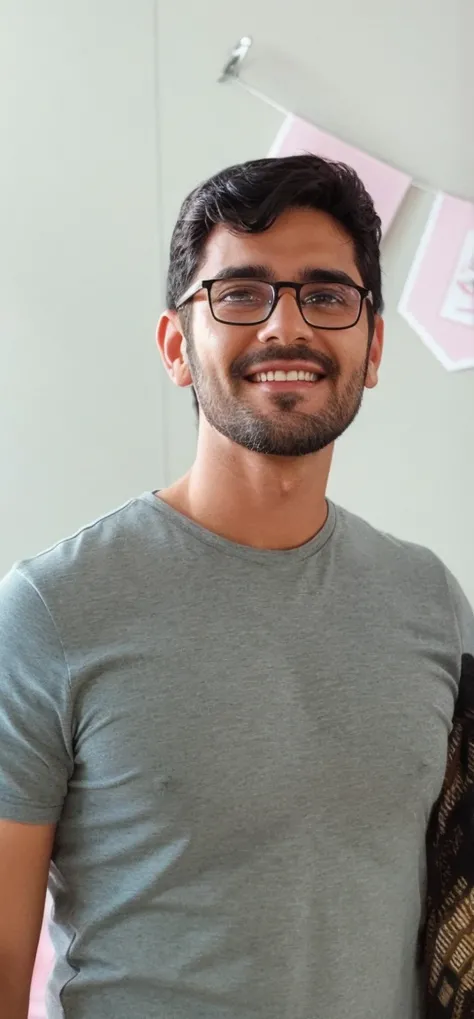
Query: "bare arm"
0 819 55 1019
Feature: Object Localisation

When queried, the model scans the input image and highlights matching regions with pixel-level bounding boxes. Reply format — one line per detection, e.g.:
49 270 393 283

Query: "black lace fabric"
421 654 474 1017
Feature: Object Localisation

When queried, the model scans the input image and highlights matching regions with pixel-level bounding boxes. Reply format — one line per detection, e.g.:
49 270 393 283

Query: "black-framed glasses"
176 277 372 330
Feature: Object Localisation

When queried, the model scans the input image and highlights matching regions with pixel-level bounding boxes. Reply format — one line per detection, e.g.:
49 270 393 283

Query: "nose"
255 289 314 345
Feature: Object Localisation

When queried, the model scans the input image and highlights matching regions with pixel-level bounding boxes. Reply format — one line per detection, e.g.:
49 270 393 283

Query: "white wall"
0 1 166 577
1 1 473 601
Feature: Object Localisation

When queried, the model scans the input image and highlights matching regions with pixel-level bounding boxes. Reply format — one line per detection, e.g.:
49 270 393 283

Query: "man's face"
173 208 383 457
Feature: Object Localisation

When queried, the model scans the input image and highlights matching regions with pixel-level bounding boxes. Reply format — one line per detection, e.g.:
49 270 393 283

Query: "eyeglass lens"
209 279 362 327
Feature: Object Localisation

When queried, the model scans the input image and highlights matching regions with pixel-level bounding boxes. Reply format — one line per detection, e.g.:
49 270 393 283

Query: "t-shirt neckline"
138 491 337 564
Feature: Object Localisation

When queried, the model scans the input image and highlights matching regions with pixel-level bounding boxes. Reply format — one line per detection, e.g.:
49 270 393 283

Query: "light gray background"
1 0 473 599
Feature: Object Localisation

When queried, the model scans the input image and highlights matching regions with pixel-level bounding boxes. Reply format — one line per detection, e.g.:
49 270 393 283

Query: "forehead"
198 207 362 284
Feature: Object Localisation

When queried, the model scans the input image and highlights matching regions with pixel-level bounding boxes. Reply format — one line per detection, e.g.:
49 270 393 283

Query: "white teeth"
251 370 321 383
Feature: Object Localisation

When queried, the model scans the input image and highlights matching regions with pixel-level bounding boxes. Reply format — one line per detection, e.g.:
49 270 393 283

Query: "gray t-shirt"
1 493 473 1019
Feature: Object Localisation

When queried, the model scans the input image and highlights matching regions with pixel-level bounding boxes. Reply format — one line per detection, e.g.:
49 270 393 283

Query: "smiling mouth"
246 369 326 384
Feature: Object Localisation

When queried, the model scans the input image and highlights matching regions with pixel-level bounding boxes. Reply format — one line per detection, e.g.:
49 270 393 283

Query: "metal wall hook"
218 36 253 84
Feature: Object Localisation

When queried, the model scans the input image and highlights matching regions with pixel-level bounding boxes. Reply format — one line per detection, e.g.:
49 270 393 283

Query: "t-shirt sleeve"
444 566 474 661
0 566 74 824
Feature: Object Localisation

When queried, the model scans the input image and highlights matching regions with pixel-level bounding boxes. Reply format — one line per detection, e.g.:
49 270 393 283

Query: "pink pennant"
29 894 54 1019
269 114 412 236
398 193 474 371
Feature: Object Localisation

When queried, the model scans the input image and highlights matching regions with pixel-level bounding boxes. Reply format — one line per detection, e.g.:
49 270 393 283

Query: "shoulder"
0 495 163 635
334 503 446 577
8 495 153 594
333 503 474 654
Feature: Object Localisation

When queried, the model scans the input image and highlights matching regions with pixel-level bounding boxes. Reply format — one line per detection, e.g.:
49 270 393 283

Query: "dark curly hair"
165 154 383 416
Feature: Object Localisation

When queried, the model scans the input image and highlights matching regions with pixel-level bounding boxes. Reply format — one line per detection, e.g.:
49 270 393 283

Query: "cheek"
193 310 255 374
332 327 369 371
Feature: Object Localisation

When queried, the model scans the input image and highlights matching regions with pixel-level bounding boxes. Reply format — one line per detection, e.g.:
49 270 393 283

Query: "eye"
212 280 273 308
301 284 359 310
303 288 344 306
220 288 261 304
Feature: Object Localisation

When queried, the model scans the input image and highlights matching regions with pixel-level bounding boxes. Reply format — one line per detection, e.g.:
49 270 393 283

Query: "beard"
186 335 371 458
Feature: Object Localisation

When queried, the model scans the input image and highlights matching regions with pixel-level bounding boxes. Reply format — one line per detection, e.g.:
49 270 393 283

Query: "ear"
365 315 384 390
156 311 193 388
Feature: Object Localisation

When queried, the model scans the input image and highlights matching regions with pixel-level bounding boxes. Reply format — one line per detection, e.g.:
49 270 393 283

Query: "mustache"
231 344 339 380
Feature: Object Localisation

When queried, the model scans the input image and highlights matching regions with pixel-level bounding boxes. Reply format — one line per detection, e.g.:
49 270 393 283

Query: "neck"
160 423 333 551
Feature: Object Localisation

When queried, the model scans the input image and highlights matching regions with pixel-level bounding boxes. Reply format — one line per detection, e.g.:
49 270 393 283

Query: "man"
0 154 473 1019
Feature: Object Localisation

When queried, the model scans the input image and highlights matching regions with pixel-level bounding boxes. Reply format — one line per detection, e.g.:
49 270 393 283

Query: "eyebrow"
210 264 360 288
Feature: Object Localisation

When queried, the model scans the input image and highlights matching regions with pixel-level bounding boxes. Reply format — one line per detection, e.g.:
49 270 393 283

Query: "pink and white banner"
268 114 412 236
29 894 54 1019
398 193 474 371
